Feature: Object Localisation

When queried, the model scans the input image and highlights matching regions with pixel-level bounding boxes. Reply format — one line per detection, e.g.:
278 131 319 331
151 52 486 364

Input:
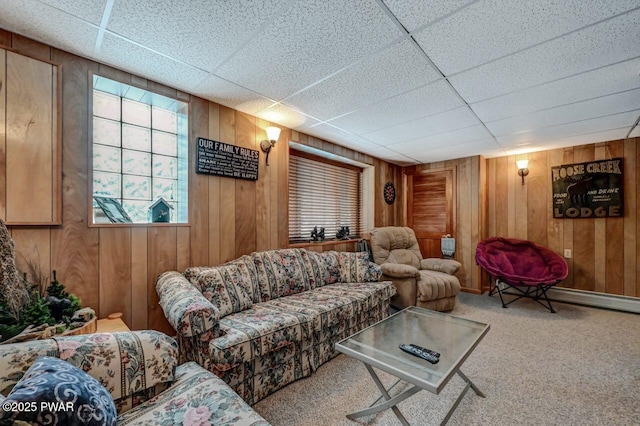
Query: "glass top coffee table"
335 306 489 425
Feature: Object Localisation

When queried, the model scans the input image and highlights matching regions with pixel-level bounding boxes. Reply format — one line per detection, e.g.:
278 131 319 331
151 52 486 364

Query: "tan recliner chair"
370 226 461 311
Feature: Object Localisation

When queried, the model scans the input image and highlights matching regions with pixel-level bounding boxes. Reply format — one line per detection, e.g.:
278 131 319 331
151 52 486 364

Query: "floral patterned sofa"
157 248 396 405
0 331 269 425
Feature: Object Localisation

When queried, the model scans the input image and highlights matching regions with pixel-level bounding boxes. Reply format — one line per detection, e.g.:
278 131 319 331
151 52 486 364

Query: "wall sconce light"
260 126 281 166
516 159 529 185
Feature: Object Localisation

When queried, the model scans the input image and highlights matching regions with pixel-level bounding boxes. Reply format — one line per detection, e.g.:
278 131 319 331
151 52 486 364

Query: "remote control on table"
409 344 440 358
398 343 439 364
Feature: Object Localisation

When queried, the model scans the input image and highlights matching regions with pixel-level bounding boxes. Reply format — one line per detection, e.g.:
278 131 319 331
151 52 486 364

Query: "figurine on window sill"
336 226 350 240
311 226 325 242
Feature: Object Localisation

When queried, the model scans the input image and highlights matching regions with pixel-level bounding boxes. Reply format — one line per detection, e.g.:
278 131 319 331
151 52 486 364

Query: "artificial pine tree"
47 270 69 299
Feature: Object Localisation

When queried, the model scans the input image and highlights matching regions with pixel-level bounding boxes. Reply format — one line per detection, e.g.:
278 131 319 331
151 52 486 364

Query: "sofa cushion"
0 339 59 396
314 281 397 312
208 280 397 370
251 249 323 301
224 254 262 302
195 265 254 318
261 281 395 331
309 251 341 285
335 251 382 282
0 356 117 426
211 306 314 369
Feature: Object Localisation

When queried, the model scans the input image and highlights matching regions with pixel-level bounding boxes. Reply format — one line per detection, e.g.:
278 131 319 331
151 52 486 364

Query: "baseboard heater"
547 287 640 314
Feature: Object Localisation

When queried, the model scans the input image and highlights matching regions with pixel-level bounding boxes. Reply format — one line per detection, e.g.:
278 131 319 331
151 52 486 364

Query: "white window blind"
289 151 362 243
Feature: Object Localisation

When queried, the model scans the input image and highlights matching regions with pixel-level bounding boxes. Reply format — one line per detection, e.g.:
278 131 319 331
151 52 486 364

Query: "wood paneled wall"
486 138 639 297
404 156 485 293
0 30 403 334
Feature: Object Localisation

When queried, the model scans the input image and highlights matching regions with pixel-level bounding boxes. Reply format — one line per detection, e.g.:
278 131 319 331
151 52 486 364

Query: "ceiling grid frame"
0 0 637 165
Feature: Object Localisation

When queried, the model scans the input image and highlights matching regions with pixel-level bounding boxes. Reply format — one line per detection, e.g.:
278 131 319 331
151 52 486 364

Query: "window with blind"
289 150 363 243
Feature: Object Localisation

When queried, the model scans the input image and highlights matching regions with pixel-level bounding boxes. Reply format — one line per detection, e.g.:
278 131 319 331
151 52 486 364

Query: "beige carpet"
253 292 640 425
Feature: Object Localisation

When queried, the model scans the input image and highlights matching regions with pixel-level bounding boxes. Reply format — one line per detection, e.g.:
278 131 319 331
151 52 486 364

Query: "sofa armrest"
156 271 221 338
55 330 178 403
420 258 461 275
380 263 420 279
117 362 270 425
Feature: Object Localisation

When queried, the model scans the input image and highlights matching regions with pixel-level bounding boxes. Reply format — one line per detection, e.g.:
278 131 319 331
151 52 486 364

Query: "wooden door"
406 168 456 258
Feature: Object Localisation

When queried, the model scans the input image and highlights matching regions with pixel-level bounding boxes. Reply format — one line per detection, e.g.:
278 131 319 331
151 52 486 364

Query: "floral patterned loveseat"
0 331 269 425
157 248 396 405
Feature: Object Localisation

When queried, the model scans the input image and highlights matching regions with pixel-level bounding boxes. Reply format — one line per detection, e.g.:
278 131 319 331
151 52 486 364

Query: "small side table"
96 312 130 333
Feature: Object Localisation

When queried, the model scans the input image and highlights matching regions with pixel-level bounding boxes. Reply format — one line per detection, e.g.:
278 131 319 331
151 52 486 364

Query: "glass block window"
91 75 188 224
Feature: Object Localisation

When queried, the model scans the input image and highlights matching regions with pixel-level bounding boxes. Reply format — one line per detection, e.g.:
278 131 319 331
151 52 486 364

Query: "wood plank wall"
0 30 403 334
485 138 639 297
404 156 485 294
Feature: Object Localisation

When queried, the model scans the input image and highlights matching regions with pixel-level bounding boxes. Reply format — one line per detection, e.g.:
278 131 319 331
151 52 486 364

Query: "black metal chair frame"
488 275 560 313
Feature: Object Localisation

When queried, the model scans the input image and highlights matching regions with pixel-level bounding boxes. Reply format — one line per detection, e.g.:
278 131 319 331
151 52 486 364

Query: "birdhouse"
148 198 173 223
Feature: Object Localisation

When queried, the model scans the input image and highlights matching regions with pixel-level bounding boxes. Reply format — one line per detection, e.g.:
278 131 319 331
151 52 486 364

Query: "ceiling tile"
504 128 629 156
415 0 640 75
107 0 286 72
284 40 440 121
196 74 274 115
470 58 640 122
496 110 639 147
388 125 494 154
255 103 321 130
94 34 209 93
0 0 98 58
327 80 464 135
449 8 640 103
339 135 383 152
215 0 403 100
381 0 474 33
364 106 480 145
38 0 106 24
297 123 356 144
410 138 503 163
629 126 640 138
364 145 419 165
486 88 640 137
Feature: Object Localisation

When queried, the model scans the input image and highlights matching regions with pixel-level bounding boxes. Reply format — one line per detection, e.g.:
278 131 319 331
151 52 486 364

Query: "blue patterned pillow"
0 356 116 425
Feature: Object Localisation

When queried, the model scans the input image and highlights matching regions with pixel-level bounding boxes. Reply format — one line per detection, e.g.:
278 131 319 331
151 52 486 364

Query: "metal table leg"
347 364 486 426
346 363 421 425
439 370 486 425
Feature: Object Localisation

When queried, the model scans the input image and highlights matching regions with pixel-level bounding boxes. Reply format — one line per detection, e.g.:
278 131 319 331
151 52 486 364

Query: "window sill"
88 222 190 228
288 238 361 248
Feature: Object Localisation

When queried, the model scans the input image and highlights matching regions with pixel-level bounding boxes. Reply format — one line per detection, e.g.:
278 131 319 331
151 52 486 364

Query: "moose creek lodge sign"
196 137 259 180
551 158 624 219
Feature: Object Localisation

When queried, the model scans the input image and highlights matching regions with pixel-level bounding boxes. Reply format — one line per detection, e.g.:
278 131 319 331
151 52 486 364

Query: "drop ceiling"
1 0 639 166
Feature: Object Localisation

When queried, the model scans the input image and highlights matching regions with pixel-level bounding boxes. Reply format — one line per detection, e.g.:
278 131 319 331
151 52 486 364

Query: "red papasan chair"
475 237 569 313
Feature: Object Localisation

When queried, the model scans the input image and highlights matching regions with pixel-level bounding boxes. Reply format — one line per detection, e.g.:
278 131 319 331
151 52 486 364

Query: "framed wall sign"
196 137 259 180
551 158 624 218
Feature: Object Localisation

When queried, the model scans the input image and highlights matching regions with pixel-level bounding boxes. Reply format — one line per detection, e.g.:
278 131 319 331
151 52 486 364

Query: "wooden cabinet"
0 48 61 225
